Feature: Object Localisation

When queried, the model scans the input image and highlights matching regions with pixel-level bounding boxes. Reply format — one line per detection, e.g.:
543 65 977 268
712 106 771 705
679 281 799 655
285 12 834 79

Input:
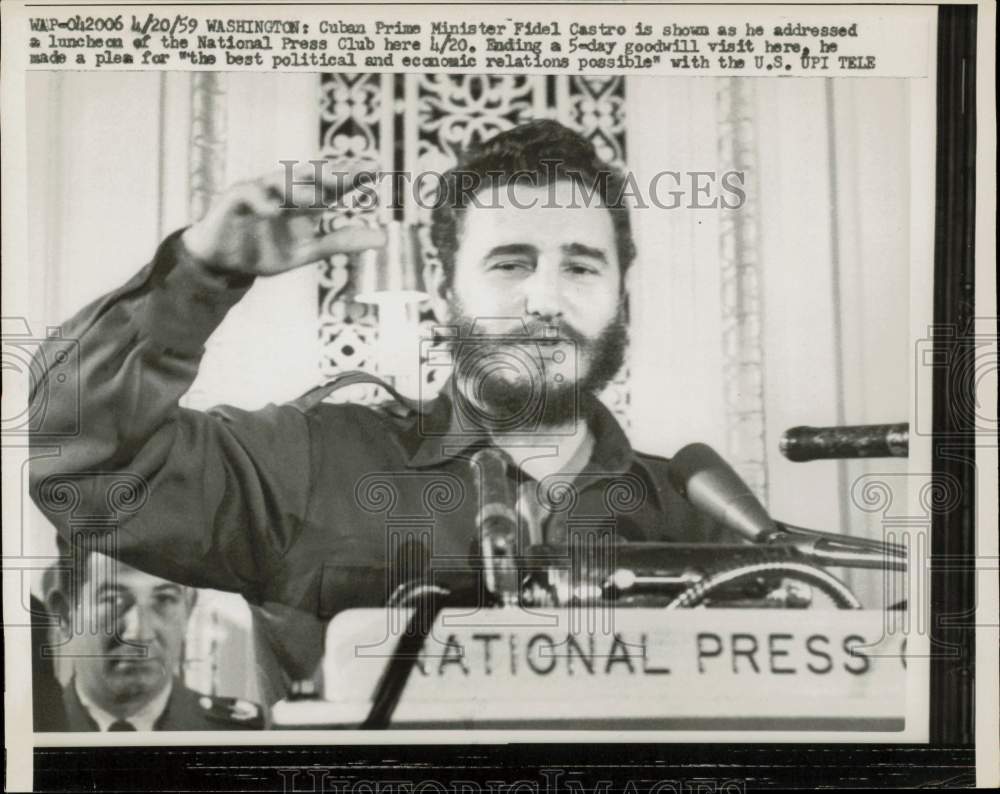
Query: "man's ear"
422 258 452 323
183 587 198 614
622 265 636 324
45 590 72 638
623 265 636 301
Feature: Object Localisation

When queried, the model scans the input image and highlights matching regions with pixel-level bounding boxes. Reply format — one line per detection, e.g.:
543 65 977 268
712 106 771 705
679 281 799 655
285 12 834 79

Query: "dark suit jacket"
31 596 67 732
57 678 264 731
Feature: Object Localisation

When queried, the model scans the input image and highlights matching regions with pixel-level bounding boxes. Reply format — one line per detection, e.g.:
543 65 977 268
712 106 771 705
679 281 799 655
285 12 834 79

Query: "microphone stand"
763 521 907 572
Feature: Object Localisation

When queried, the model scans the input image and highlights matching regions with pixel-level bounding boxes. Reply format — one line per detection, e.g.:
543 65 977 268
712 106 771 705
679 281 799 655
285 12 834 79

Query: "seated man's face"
65 554 192 708
448 180 627 426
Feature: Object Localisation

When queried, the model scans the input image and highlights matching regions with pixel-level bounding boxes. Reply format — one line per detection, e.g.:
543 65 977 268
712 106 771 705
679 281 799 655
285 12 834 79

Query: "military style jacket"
29 231 735 704
57 678 264 731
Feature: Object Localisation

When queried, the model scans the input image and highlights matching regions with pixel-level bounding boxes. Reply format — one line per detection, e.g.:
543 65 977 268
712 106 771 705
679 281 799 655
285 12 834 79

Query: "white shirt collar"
75 677 174 732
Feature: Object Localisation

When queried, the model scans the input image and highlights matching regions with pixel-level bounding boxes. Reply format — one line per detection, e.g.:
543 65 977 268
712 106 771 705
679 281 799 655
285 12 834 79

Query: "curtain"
627 76 913 605
25 71 321 701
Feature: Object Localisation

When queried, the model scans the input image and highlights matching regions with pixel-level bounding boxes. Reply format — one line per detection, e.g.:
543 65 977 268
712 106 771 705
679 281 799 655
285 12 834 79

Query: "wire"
360 587 447 730
665 560 862 610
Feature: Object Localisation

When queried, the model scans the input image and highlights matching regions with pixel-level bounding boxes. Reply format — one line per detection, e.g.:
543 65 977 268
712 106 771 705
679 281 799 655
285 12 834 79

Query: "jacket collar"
404 381 664 510
70 675 175 732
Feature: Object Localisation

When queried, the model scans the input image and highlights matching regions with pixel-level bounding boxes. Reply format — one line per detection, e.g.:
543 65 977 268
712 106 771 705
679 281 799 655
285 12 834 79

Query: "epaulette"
197 694 266 730
634 449 671 466
289 370 429 416
634 450 673 482
631 450 673 502
370 397 420 423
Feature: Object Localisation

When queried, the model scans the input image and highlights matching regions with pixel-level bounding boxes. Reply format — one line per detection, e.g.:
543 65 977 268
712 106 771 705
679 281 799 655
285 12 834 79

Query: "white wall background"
26 71 322 408
627 76 919 603
25 71 322 700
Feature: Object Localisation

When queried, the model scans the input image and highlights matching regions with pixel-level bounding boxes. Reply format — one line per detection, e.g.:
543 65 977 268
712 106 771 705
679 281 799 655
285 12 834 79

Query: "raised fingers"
259 159 374 212
290 225 387 268
218 180 283 219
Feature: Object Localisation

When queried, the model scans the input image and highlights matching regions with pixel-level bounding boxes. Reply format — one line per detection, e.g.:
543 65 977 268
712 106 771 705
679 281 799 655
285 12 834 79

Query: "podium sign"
272 609 906 730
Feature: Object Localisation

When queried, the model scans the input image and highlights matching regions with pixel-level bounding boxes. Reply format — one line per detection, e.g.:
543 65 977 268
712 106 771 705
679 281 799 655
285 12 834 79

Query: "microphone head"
470 446 516 508
470 446 511 477
469 446 518 541
667 443 777 542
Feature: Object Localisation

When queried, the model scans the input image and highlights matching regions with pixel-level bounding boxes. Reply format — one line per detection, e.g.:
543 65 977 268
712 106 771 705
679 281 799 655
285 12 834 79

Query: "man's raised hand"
181 161 384 276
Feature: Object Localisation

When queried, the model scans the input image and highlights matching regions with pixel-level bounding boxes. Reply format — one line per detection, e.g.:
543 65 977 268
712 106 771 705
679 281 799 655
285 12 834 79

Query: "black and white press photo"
1 0 994 790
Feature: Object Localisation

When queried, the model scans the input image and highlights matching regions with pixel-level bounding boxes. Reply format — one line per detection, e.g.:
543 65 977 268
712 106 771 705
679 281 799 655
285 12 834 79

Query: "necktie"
108 719 136 731
517 475 552 546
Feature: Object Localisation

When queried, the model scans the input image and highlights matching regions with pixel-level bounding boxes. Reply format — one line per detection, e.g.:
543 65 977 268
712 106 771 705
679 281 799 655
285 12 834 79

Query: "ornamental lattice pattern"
715 78 769 505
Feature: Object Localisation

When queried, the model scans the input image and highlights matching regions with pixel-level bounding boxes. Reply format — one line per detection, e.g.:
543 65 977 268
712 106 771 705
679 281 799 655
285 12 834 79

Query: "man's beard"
446 300 628 431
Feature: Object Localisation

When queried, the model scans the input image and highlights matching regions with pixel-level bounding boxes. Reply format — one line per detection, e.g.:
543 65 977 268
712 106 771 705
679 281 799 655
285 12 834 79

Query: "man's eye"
99 594 126 611
488 260 531 273
565 262 598 276
156 592 181 608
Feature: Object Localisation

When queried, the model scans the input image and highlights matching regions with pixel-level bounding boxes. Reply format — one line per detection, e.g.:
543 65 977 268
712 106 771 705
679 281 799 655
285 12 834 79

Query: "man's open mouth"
107 656 159 670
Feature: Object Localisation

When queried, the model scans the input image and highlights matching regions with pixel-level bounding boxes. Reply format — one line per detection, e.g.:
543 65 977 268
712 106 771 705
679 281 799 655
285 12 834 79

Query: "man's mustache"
101 640 161 659
457 318 589 346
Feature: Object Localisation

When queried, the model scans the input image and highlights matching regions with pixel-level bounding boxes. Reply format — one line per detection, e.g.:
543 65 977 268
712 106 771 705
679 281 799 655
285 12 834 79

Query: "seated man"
29 120 737 705
39 548 264 731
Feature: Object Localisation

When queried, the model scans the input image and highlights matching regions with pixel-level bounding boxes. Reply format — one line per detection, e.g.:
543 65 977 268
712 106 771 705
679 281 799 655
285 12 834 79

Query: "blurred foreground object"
354 221 428 385
780 422 909 461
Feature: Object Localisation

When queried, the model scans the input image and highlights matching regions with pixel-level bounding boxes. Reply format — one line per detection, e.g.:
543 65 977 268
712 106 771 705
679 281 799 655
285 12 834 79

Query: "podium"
271 608 907 730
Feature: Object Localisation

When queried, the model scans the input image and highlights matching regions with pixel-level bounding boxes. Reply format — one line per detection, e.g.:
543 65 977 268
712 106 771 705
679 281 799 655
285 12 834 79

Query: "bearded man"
30 121 732 705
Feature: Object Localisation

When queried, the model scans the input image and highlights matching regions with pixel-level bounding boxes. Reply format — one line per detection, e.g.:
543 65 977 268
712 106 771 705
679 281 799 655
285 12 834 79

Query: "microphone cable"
360 583 449 730
665 558 862 610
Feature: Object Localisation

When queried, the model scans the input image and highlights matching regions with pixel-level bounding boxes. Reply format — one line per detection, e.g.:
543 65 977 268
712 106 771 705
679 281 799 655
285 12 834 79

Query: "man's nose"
522 261 563 321
118 603 155 643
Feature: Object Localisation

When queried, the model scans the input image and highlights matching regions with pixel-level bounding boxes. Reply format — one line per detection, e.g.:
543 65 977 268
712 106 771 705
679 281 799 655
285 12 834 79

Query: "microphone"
780 423 909 461
666 443 778 543
470 447 519 604
667 444 908 571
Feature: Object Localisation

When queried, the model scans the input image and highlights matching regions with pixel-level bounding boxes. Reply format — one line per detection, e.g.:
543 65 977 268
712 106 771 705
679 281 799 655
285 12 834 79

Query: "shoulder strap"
291 370 428 415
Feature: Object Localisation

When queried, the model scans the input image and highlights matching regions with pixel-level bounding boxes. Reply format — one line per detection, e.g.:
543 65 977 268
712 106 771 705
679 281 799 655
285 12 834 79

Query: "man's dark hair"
429 120 637 289
44 536 194 610
45 536 104 606
45 536 81 605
